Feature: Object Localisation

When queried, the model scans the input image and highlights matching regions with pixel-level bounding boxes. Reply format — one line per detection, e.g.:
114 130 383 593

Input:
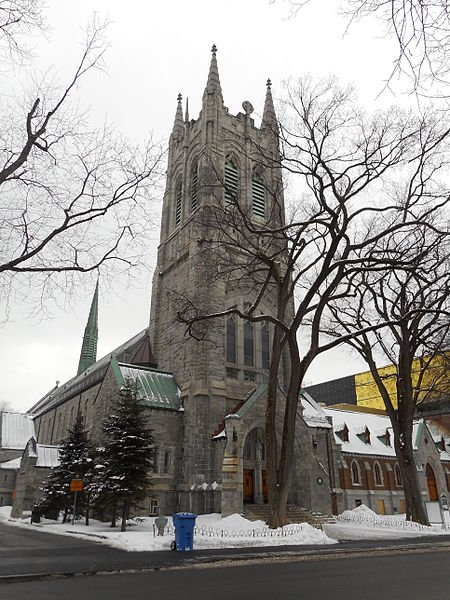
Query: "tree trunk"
121 500 128 532
85 492 90 526
111 501 117 528
395 438 429 525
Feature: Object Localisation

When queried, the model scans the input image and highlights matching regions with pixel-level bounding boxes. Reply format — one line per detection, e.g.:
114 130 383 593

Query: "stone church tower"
149 47 336 515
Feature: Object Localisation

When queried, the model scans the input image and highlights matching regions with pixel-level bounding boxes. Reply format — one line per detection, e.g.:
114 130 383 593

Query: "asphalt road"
1 551 450 600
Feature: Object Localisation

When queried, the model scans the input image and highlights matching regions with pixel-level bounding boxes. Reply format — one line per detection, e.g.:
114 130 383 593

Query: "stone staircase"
243 504 335 528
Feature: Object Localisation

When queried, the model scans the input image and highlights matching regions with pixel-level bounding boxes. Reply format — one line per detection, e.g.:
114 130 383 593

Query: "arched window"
190 162 198 212
252 172 265 218
261 322 270 369
243 437 252 460
163 450 171 474
224 159 238 204
351 460 361 485
226 315 236 364
84 399 89 426
374 462 383 486
175 179 182 226
69 406 74 429
244 321 254 367
57 413 62 439
394 463 402 487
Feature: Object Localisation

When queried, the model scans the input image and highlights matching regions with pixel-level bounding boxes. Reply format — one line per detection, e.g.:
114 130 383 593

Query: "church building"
11 47 340 519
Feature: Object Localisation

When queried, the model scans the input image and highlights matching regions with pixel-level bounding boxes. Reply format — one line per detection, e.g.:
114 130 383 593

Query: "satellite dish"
242 100 254 115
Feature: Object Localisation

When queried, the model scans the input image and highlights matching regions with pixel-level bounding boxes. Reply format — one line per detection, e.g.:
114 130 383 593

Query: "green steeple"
77 281 99 376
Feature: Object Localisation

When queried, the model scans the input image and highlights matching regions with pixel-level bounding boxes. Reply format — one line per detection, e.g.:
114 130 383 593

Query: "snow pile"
0 507 335 551
340 504 378 520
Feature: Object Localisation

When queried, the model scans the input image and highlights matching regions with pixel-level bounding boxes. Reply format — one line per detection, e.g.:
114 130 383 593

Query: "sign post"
70 479 83 526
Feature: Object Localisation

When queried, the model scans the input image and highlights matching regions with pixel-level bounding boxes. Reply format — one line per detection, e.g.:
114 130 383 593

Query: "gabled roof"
28 329 156 417
0 412 35 450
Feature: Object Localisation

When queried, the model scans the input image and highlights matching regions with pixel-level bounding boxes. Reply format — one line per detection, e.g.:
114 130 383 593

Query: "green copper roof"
77 281 99 376
114 360 181 411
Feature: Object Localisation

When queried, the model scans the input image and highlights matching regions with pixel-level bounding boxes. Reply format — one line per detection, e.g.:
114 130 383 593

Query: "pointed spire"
185 97 189 123
77 281 99 376
203 44 223 103
262 78 278 134
171 93 184 140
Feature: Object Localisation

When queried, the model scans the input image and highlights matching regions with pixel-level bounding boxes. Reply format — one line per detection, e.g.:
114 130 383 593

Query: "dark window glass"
244 321 254 366
226 316 236 364
261 322 270 369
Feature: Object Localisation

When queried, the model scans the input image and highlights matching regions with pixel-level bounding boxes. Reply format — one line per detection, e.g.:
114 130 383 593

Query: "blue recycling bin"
171 512 197 551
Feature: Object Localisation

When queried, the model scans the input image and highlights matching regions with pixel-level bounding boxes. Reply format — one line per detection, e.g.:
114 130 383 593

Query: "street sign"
70 479 83 492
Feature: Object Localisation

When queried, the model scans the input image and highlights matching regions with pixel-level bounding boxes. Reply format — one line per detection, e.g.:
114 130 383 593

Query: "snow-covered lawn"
0 506 335 551
324 504 450 541
1 504 448 552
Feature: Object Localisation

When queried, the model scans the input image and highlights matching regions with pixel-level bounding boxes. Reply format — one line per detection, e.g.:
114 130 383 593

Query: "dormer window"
335 423 349 443
224 159 238 204
385 429 391 446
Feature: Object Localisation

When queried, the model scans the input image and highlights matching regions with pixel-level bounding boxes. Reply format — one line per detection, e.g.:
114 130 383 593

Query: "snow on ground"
324 504 450 541
0 506 334 551
1 504 448 551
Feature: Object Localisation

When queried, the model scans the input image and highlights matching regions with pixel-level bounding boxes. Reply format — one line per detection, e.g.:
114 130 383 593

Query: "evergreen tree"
38 412 93 523
100 378 155 531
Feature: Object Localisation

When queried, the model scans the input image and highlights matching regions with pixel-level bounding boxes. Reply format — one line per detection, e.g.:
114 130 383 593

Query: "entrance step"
243 504 335 528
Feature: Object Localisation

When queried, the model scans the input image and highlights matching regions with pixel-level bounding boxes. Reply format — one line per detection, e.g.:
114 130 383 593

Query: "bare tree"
325 222 449 524
178 76 450 527
272 1 450 94
0 5 164 319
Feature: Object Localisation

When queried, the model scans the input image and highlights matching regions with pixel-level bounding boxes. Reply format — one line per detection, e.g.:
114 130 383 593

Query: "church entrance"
242 428 267 504
426 464 439 501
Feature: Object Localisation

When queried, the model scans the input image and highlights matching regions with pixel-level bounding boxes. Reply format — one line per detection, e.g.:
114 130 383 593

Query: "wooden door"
426 464 439 501
400 499 406 513
243 469 253 503
378 498 386 515
262 470 268 503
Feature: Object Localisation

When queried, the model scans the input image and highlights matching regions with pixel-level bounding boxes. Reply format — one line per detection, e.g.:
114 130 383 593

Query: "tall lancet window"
226 315 236 363
261 321 270 369
190 162 198 212
224 159 238 204
175 179 182 226
252 171 265 219
244 321 254 366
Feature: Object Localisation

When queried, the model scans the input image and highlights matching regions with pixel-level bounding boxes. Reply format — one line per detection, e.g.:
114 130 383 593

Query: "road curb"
1 541 450 583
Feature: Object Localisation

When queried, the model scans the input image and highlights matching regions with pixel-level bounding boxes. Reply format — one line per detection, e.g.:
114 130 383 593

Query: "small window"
351 460 361 485
252 172 265 219
261 322 270 369
153 447 159 474
244 321 254 367
163 450 171 474
395 463 402 487
224 159 238 204
374 462 383 486
150 499 158 515
190 163 198 212
3 475 7 482
243 437 252 460
226 315 236 364
385 429 391 446
175 180 183 226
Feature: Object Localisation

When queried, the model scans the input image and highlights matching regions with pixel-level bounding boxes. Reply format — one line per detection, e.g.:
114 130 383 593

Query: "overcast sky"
1 0 405 413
